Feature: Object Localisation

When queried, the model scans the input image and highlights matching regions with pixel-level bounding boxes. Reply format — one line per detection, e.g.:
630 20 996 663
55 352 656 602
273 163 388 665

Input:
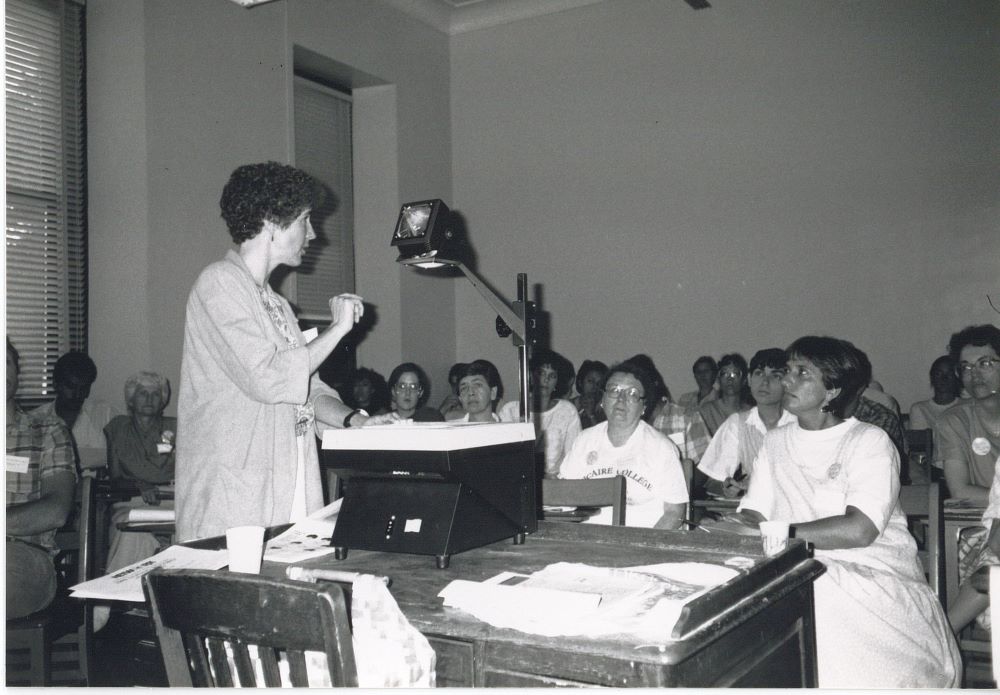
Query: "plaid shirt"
6 404 77 552
652 402 711 463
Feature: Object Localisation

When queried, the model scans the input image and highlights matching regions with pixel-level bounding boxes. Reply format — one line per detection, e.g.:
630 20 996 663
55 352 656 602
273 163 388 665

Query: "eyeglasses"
958 357 1000 376
602 385 645 404
719 369 743 379
393 383 421 392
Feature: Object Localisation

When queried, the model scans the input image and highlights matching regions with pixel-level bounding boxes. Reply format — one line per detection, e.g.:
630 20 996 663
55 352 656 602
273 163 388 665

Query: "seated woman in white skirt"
719 336 960 689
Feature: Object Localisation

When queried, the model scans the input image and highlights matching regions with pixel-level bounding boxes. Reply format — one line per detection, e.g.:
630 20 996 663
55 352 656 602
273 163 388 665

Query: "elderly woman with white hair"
102 371 176 567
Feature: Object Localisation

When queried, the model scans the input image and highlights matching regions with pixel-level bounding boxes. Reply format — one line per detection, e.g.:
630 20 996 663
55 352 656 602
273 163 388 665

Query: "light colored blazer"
176 250 336 541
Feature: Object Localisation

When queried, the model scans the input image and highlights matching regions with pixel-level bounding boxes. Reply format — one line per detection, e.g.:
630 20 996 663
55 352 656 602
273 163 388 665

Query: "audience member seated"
699 348 797 499
102 372 176 570
368 362 444 423
716 335 960 688
847 351 907 478
677 355 719 413
948 453 1000 633
31 350 117 471
559 361 687 529
910 354 962 444
95 371 177 631
624 354 672 418
6 338 77 619
498 348 582 477
698 353 753 435
864 379 901 416
651 399 711 478
438 362 468 421
344 367 390 416
455 359 503 423
937 324 1000 631
570 359 607 429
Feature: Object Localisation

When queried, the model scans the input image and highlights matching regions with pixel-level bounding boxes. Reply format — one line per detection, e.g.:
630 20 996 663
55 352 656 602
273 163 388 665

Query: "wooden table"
943 502 988 609
267 521 824 687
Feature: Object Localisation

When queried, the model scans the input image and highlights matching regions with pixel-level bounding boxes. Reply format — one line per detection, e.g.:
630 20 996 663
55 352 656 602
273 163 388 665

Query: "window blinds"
5 0 87 402
291 76 355 320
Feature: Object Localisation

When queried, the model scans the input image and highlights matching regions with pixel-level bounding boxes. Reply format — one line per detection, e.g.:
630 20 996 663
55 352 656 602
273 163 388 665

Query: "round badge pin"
972 437 992 456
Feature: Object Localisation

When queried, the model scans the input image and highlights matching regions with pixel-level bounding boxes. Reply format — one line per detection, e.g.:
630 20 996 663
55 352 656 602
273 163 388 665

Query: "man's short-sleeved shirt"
698 407 797 482
6 405 77 552
652 402 711 464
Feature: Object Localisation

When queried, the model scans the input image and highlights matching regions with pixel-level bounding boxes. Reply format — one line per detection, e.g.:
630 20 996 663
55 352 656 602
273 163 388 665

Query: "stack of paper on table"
439 561 739 643
126 508 175 523
69 546 228 602
264 498 342 563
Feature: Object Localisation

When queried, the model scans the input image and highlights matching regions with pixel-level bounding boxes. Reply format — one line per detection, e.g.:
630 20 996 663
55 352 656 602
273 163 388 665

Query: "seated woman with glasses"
558 361 688 529
715 336 960 688
698 353 753 436
498 348 582 478
937 323 1000 632
366 362 445 424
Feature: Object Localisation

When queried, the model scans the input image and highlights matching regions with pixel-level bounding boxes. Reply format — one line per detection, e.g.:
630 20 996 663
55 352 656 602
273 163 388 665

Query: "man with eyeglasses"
937 323 1000 634
698 348 798 499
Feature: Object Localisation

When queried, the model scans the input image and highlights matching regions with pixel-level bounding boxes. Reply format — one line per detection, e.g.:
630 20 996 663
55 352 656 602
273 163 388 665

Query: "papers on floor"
126 508 175 523
69 545 228 602
264 498 342 563
439 561 739 643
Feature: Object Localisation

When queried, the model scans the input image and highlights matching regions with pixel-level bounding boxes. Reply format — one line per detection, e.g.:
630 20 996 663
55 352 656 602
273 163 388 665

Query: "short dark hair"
447 362 468 382
530 348 575 399
749 348 787 374
785 336 869 419
947 324 1000 368
929 355 955 377
624 354 670 403
219 162 323 244
605 360 657 420
692 355 717 373
575 359 608 394
53 351 97 386
388 362 431 408
347 367 389 412
6 337 19 370
458 359 503 402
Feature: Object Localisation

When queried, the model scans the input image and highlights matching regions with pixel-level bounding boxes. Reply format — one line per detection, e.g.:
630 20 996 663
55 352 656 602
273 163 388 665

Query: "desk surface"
265 522 823 687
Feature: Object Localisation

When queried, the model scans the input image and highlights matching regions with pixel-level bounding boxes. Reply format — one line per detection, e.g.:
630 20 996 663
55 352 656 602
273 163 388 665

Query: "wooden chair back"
898 482 944 605
143 569 357 687
543 475 626 526
905 428 933 461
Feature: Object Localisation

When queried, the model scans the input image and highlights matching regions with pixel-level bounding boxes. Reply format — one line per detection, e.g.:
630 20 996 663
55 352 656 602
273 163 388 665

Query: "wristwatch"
343 409 368 428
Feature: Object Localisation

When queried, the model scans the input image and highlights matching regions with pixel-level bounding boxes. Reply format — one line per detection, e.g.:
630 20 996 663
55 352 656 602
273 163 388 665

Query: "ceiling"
378 0 608 35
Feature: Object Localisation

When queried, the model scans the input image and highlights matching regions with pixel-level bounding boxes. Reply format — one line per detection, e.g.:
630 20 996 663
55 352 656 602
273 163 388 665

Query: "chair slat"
180 633 212 687
257 645 283 687
231 640 257 687
286 649 309 687
205 637 233 687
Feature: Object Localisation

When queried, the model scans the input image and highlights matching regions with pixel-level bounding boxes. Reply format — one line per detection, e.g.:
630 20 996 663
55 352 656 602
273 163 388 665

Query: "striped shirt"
6 405 77 552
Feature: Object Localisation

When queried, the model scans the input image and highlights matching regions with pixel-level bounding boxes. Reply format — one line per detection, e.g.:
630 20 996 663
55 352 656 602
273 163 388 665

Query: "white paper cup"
759 520 790 557
226 525 265 574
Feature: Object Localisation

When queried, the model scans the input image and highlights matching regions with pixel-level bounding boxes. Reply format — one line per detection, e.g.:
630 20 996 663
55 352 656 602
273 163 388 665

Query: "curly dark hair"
346 367 390 413
219 162 323 243
529 348 575 399
947 324 1000 369
575 360 608 394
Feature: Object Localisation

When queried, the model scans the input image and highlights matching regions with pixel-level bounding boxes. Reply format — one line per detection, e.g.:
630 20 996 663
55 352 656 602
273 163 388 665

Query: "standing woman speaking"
176 162 365 542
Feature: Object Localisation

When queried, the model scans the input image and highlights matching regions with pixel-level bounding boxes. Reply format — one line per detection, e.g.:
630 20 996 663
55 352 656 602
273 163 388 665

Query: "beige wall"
87 0 455 413
450 0 1000 410
87 0 998 417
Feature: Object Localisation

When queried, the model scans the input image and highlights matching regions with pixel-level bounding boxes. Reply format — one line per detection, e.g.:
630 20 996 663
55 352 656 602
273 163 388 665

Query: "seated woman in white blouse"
717 336 960 688
558 361 687 529
498 348 581 478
